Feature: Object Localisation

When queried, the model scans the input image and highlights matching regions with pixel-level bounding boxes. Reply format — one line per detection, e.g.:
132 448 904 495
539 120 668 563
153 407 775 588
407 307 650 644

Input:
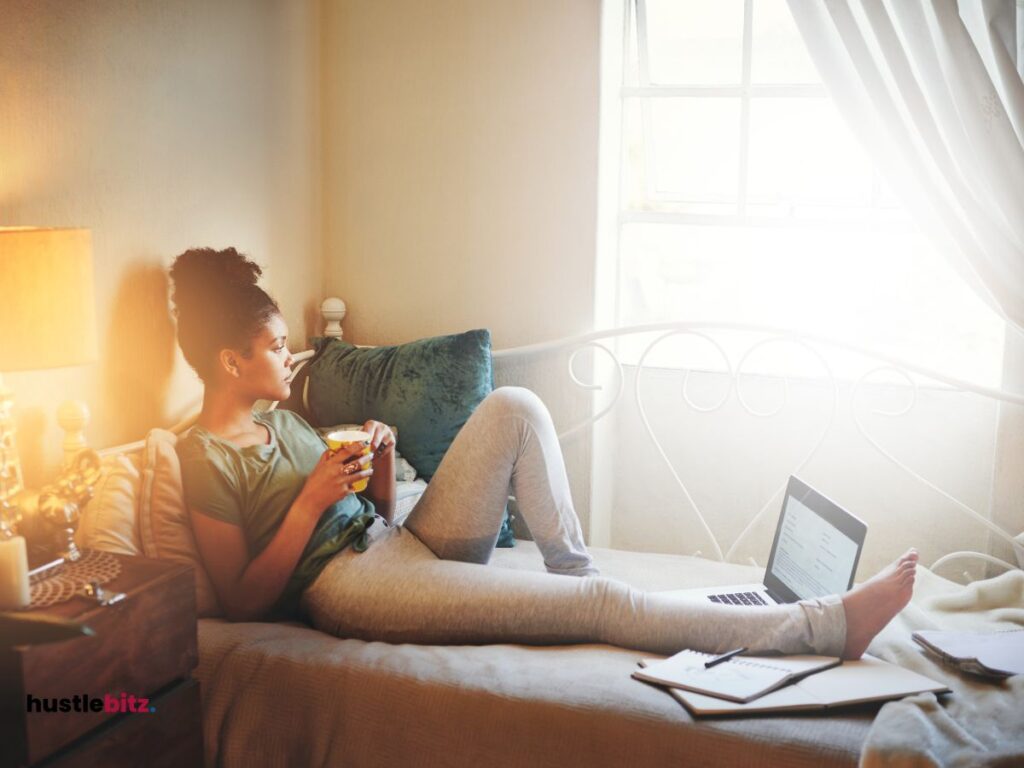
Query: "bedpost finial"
321 297 346 339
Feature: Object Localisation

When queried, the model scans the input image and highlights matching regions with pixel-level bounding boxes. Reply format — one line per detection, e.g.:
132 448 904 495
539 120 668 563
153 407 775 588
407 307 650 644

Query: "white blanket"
861 568 1024 768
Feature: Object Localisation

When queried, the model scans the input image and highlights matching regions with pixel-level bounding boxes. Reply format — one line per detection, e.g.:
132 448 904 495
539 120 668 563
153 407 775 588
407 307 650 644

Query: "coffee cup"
324 429 372 493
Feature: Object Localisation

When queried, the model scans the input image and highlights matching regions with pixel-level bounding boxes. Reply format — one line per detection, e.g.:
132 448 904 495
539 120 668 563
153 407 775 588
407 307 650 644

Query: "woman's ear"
218 349 241 378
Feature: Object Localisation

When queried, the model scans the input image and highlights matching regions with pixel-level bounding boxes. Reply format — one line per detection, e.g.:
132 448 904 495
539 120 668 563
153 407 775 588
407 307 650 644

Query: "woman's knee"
479 386 547 421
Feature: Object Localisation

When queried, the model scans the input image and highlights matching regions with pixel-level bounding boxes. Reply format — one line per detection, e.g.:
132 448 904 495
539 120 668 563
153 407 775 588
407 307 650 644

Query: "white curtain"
786 0 1024 332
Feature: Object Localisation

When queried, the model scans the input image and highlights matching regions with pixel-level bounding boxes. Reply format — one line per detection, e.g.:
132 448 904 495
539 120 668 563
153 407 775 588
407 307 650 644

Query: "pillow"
394 479 429 526
137 428 223 618
307 331 491 478
75 453 144 556
306 330 515 547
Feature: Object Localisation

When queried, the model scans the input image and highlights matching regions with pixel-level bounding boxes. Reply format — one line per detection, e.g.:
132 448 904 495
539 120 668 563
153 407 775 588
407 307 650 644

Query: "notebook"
631 650 841 703
912 629 1024 678
636 655 950 716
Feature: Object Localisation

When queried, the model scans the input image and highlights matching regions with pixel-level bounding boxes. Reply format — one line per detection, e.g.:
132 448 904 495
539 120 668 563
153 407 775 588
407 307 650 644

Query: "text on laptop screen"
770 495 860 600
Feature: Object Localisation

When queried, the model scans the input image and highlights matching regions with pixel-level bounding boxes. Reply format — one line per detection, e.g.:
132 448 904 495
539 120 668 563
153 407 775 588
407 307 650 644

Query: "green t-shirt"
177 409 375 618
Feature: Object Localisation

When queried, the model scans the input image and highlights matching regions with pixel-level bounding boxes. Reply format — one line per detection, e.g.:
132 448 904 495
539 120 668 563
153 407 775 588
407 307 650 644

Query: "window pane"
747 98 874 207
643 0 744 85
751 0 821 84
645 98 741 202
622 95 739 212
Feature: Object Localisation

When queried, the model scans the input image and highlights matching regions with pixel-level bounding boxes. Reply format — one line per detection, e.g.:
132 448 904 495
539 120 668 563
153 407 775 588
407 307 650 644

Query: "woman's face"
233 313 294 402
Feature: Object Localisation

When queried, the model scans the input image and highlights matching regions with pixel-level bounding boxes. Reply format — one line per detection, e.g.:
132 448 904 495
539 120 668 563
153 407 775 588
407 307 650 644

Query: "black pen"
704 646 747 668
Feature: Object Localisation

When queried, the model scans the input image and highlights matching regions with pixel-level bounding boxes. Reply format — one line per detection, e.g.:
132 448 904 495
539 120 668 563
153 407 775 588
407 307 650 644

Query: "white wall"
0 0 323 484
316 0 601 537
320 0 601 348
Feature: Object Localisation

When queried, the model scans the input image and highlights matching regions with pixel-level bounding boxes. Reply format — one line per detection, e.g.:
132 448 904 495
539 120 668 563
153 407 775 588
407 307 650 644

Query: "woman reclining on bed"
172 247 917 659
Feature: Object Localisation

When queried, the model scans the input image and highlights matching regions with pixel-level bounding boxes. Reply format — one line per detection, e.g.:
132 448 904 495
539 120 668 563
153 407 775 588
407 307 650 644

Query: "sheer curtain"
786 0 1024 568
786 0 1024 330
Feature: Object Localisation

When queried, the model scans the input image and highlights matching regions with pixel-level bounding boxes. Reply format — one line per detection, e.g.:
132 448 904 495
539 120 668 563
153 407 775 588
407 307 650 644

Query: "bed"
72 301 1024 767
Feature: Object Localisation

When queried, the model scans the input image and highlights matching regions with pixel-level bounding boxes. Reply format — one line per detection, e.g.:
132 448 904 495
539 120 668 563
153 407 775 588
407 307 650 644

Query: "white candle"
0 535 30 609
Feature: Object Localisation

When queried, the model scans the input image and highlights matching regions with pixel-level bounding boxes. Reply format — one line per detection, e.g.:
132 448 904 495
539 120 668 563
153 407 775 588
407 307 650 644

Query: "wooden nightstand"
0 555 203 768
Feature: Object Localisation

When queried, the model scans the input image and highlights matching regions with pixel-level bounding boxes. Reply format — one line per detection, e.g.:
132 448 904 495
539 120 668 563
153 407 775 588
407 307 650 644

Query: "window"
598 0 1005 384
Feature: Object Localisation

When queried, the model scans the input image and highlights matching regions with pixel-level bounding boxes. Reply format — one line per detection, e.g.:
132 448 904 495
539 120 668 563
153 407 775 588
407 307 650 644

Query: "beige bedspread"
193 543 1019 768
860 568 1024 768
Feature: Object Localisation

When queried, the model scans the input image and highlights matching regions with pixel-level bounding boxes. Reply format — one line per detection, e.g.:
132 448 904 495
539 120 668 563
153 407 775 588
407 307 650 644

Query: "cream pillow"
138 428 223 618
75 453 144 556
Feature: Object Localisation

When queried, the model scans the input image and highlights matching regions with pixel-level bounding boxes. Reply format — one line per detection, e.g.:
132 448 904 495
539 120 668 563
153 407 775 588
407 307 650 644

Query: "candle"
0 535 30 609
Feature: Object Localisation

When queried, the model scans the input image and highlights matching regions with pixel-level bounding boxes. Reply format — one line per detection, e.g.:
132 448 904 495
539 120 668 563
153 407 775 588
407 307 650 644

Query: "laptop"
676 476 867 606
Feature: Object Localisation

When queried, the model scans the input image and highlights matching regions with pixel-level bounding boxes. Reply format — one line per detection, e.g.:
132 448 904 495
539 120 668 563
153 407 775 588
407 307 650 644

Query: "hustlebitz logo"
26 693 156 714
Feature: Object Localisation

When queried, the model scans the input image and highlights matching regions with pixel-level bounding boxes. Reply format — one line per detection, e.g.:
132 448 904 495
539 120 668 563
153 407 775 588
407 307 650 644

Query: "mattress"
194 542 872 767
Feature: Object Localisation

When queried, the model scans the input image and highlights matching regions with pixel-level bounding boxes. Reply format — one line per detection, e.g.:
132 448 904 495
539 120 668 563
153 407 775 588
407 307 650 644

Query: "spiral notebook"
631 650 841 703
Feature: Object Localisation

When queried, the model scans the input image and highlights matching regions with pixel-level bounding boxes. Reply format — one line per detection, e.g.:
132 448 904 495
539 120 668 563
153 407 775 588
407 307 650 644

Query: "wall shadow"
303 298 322 346
102 262 177 442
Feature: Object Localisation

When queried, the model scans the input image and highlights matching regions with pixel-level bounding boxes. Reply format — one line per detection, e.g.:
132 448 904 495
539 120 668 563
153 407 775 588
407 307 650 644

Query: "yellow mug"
324 429 372 493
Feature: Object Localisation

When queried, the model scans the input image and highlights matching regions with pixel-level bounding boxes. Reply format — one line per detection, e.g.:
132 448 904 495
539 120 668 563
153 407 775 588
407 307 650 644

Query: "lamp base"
0 372 26 503
56 399 90 467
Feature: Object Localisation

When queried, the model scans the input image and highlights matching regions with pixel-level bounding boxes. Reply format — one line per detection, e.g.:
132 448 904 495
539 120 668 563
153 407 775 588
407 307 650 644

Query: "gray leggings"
301 387 847 657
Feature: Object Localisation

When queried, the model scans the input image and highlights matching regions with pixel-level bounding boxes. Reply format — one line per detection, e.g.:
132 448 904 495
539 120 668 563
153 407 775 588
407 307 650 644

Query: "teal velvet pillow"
306 329 515 547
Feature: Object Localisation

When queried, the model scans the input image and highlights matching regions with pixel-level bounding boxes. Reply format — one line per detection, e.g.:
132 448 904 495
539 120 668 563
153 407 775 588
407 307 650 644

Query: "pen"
704 646 747 668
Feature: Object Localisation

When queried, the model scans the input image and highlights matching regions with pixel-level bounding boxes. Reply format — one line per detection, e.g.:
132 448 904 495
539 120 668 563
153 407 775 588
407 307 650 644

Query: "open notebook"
636 655 950 716
632 650 840 703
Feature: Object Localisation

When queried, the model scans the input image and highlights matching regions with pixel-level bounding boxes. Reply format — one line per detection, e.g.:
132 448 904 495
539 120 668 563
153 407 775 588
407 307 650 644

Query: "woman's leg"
404 387 597 576
301 525 850 657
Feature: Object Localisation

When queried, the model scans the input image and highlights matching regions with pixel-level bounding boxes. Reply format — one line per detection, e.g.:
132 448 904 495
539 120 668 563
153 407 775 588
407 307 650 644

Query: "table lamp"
0 226 97 525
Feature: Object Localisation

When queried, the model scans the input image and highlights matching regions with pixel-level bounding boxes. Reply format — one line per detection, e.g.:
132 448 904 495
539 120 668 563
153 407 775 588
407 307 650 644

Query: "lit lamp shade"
0 227 98 371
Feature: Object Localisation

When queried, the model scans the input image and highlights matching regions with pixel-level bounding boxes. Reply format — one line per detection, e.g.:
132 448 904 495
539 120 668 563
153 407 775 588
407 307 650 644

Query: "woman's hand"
296 443 373 515
362 420 396 458
361 419 396 524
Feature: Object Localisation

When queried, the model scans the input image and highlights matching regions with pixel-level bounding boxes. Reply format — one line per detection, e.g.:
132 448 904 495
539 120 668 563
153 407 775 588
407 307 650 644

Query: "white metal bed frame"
91 298 1024 578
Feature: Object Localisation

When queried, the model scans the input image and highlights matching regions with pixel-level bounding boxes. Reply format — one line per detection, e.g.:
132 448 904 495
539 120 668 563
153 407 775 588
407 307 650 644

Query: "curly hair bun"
169 247 280 381
169 247 263 311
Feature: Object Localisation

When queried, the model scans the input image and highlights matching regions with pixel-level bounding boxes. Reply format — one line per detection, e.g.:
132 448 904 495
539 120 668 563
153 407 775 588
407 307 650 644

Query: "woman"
173 247 916 658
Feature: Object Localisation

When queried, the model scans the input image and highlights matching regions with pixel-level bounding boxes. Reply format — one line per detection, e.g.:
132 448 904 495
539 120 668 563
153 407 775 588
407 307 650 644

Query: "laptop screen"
764 477 867 602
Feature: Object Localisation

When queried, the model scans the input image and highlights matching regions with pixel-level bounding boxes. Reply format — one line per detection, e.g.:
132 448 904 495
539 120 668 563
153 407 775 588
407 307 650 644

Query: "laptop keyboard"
708 591 769 606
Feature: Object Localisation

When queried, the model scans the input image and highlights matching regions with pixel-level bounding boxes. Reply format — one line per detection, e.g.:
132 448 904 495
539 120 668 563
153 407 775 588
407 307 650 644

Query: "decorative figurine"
38 450 102 563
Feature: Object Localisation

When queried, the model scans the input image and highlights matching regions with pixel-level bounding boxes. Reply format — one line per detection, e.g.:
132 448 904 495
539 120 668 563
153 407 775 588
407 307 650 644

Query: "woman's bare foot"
840 549 918 659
